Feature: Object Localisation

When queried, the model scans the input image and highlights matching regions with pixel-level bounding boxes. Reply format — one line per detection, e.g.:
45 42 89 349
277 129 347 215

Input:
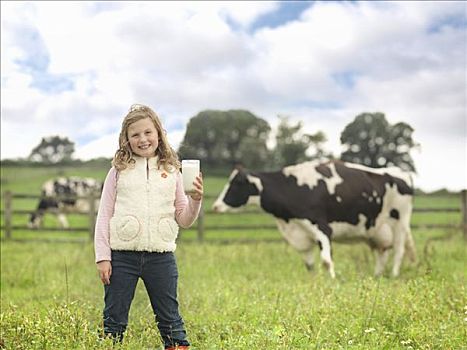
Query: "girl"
94 104 202 350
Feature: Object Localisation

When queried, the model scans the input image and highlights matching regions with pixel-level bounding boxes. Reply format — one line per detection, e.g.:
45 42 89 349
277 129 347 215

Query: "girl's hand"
97 260 112 285
190 172 204 201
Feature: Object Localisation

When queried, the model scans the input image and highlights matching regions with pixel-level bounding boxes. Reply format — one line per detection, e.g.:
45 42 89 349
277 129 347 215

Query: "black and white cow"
212 160 416 278
28 177 102 229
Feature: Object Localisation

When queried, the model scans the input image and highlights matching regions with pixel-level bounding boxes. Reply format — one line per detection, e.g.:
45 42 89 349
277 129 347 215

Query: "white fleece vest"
109 156 179 252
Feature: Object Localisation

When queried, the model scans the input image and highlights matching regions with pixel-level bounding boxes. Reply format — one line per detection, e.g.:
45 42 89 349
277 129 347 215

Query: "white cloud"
73 132 118 160
1 1 465 192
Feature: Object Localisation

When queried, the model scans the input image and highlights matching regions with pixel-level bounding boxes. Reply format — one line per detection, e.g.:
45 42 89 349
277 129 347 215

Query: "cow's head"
28 212 43 229
28 197 60 229
212 169 260 213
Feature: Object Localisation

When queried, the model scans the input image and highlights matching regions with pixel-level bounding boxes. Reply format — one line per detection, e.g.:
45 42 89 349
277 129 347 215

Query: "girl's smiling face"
127 117 159 158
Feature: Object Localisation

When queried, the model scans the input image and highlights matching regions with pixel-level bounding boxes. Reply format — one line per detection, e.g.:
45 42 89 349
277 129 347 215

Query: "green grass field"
1 166 466 349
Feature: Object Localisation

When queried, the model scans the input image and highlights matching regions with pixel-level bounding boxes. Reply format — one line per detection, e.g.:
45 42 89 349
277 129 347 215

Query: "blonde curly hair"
112 104 181 172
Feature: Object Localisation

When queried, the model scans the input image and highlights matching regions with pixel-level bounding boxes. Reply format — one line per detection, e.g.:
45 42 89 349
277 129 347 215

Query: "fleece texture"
110 156 179 252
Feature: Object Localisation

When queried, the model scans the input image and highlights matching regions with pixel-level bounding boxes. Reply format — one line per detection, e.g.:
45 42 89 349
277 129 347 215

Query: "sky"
1 1 466 192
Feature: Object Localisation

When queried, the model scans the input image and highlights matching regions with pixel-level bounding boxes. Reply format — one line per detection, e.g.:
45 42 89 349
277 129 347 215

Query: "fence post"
4 191 12 239
461 189 467 240
197 205 204 242
88 195 96 241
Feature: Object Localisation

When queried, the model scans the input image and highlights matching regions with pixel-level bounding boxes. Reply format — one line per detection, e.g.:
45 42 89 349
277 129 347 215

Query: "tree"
178 110 271 169
273 115 328 167
28 135 75 164
340 112 417 172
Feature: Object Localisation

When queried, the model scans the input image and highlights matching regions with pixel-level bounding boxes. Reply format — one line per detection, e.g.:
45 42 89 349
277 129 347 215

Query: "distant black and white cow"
28 177 102 229
212 160 416 278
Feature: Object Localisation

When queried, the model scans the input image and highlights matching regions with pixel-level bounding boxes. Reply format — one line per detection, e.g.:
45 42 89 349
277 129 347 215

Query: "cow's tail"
404 230 417 263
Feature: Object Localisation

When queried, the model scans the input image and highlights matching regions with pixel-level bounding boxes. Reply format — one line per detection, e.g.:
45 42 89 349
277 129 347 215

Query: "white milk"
182 160 200 194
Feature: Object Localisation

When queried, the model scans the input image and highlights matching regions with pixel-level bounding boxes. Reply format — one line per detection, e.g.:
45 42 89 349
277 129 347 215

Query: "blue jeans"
103 250 189 348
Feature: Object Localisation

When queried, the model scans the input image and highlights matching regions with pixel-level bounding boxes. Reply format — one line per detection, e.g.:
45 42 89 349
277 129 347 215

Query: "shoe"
165 346 190 350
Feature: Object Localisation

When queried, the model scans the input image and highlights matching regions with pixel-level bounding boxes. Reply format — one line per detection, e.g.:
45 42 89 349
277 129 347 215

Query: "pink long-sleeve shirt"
94 167 201 263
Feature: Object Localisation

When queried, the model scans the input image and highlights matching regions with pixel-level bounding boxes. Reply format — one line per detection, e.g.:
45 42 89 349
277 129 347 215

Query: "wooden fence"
1 192 98 241
1 190 467 242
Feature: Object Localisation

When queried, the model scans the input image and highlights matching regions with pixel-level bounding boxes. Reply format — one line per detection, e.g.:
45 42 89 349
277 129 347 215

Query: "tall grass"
1 230 466 349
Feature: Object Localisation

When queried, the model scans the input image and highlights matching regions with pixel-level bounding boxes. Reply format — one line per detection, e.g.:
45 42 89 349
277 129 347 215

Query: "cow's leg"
303 251 315 271
401 202 417 268
404 228 417 265
391 224 408 277
372 223 393 276
299 221 335 278
317 234 335 278
374 249 390 277
57 213 69 229
276 219 315 271
392 202 414 277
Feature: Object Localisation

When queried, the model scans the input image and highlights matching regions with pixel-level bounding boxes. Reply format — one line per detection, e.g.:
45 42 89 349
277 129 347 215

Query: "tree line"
178 110 417 172
16 111 417 173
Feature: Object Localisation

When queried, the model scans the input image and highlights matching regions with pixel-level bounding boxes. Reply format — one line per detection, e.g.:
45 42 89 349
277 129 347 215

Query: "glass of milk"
181 160 200 194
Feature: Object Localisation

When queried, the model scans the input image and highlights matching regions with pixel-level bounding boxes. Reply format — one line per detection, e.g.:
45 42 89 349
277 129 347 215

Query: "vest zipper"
146 158 150 247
